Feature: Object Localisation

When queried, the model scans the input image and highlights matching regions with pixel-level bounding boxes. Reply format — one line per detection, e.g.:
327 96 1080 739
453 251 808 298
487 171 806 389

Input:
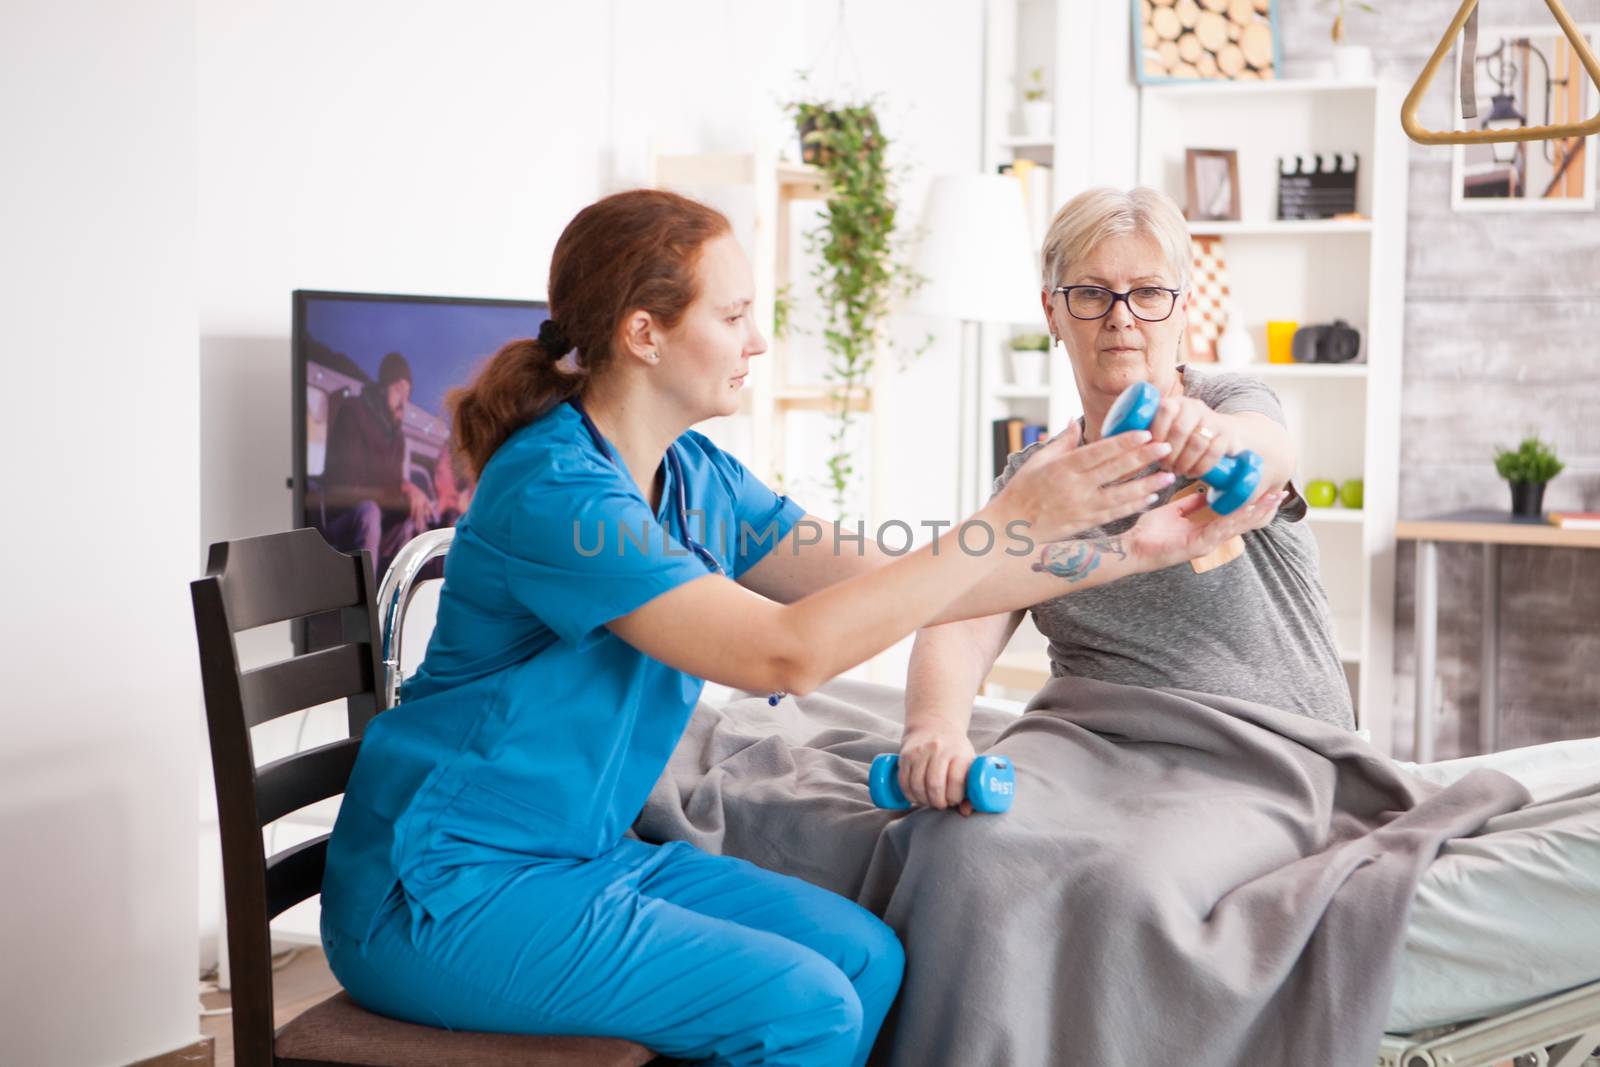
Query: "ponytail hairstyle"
448 188 733 477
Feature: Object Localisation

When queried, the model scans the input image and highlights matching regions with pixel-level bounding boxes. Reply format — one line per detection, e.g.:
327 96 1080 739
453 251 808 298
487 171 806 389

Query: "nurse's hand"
1126 486 1285 571
898 723 978 816
990 423 1174 544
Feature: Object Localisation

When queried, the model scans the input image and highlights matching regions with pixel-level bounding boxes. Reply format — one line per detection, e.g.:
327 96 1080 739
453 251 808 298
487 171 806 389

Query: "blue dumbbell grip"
1201 453 1237 489
869 754 911 810
967 756 1016 813
870 754 1015 813
1104 383 1265 517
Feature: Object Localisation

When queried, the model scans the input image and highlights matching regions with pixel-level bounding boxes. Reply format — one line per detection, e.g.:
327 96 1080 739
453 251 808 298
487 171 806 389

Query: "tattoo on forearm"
1032 536 1127 582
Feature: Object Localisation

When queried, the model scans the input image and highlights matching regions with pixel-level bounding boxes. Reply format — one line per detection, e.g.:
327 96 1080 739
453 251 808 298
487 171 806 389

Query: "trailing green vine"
772 282 793 343
787 96 925 515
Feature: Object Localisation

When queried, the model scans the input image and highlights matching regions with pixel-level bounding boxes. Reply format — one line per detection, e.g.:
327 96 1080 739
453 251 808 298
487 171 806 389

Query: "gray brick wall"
1278 0 1600 757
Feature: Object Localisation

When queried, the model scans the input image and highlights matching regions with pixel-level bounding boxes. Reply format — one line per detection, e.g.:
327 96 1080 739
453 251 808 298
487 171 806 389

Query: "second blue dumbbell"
870 753 1016 813
1100 380 1263 516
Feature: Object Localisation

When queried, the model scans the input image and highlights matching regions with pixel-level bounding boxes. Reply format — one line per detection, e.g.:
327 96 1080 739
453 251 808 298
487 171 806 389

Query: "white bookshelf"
1139 78 1409 752
969 0 1139 702
1189 219 1375 236
1306 508 1368 526
975 3 1408 753
971 0 1142 523
1235 362 1370 380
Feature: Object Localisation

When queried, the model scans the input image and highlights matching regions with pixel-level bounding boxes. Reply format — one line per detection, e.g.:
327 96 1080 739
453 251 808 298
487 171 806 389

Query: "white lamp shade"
910 173 1043 325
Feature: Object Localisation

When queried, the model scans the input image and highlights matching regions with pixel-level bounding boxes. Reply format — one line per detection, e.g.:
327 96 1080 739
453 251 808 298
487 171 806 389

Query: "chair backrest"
191 527 383 1067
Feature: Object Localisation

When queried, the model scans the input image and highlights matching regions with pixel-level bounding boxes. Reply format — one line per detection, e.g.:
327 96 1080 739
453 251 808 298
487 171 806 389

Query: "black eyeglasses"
1052 285 1181 322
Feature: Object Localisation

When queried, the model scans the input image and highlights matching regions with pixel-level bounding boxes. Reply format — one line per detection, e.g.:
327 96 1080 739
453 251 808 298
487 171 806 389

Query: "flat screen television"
291 289 549 644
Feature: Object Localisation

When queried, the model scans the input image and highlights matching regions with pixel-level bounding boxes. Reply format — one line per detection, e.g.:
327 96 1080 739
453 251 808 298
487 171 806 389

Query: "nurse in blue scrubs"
319 189 1278 1065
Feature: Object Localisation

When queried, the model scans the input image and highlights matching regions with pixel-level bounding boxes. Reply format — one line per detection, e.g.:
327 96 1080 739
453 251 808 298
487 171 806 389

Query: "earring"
648 351 659 363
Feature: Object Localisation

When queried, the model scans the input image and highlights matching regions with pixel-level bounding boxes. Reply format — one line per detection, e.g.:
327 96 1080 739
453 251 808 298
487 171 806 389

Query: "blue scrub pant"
322 838 904 1066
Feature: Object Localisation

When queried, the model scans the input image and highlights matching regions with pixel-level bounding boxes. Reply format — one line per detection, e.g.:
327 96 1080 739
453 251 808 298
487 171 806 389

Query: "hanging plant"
772 282 793 342
787 95 925 515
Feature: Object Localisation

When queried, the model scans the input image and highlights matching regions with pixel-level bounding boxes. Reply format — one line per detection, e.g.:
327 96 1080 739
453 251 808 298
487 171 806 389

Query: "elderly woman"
896 185 1352 811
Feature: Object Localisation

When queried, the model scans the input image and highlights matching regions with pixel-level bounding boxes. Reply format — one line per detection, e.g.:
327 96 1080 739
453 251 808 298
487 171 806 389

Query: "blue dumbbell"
869 753 1016 813
1100 380 1264 516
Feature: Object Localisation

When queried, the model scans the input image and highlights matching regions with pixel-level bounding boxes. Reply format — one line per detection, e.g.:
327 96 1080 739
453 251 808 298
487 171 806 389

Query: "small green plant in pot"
1319 0 1377 80
1493 435 1564 517
1021 67 1051 139
1008 332 1050 389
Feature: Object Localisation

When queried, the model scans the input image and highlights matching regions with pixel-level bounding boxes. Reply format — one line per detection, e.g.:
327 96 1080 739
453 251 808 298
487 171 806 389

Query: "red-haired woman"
319 189 1278 1065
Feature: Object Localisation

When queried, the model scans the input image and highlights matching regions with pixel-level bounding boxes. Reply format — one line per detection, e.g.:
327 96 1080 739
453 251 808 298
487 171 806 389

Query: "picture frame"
1185 148 1242 222
1133 0 1281 85
1450 22 1599 213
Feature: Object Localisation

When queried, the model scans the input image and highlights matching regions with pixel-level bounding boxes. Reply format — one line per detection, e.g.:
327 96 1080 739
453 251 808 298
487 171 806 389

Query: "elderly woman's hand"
991 422 1175 545
898 721 979 815
1126 486 1284 572
1148 396 1240 480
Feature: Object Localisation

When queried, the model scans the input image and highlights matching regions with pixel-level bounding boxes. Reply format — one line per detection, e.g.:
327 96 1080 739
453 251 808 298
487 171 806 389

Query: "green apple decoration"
1340 479 1364 510
1306 479 1337 507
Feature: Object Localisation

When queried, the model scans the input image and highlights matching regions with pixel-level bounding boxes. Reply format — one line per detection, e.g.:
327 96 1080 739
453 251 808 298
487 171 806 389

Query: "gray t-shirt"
993 366 1354 730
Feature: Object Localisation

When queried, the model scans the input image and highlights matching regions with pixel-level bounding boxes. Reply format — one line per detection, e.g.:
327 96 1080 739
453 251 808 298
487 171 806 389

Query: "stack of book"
992 418 1048 480
1548 511 1600 530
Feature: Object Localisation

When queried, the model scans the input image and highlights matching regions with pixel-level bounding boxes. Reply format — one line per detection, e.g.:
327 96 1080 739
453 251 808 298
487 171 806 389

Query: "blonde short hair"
1040 187 1192 292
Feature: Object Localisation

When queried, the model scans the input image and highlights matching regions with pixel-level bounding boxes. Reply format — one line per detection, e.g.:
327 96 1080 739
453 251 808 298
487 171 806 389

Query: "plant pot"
1022 100 1052 140
797 114 829 167
1331 44 1374 81
1010 349 1048 389
1509 481 1546 517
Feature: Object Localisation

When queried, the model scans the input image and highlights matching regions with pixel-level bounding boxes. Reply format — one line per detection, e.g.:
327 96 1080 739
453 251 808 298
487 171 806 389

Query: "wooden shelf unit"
1140 78 1410 752
975 4 1409 752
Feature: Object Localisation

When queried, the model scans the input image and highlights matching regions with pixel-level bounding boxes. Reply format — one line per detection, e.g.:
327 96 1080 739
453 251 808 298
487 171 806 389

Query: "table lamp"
910 173 1044 514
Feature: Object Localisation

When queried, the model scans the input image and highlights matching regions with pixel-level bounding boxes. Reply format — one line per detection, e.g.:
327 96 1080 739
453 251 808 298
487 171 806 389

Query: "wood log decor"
1138 0 1277 82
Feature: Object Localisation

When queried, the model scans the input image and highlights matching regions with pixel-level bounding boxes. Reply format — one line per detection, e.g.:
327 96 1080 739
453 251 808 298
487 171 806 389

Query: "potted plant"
1493 435 1565 517
1021 67 1051 139
786 95 925 514
793 100 880 168
1321 0 1377 80
1008 332 1050 388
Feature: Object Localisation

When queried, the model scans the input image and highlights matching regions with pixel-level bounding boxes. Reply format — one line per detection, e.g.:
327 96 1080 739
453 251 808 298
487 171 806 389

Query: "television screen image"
292 290 549 592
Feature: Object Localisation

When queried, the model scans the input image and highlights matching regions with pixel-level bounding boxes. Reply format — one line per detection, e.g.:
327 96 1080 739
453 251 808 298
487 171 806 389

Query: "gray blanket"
637 675 1530 1067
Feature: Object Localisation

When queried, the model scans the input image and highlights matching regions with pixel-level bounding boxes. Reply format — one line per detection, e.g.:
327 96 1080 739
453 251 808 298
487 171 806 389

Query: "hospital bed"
377 528 1600 1067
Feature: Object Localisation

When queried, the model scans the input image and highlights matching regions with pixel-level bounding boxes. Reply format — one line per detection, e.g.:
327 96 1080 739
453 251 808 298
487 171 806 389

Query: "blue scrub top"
322 401 805 941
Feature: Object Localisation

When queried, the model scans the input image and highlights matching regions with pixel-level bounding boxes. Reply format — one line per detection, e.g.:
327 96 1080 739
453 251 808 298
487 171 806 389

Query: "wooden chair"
192 527 656 1067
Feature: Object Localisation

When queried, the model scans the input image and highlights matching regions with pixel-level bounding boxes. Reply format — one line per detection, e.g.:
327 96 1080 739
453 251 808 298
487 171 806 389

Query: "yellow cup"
1266 321 1299 364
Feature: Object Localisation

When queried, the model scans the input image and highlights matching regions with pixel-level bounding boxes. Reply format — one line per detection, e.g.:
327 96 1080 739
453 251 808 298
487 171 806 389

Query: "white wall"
195 0 616 963
200 0 977 562
195 0 984 961
0 2 202 1064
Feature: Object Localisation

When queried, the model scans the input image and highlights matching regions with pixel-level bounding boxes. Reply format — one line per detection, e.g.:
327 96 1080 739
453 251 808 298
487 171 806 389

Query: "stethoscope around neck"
568 397 789 707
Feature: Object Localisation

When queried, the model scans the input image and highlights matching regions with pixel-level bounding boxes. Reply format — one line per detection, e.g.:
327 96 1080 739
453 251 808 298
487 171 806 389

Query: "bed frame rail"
1378 980 1600 1067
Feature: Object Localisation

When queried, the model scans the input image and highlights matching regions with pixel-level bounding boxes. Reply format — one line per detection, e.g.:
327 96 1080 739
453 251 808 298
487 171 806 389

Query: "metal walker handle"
375 526 456 709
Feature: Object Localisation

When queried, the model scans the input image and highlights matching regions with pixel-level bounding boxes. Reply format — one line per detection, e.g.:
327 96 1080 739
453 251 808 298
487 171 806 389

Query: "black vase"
1509 481 1546 517
797 115 826 166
